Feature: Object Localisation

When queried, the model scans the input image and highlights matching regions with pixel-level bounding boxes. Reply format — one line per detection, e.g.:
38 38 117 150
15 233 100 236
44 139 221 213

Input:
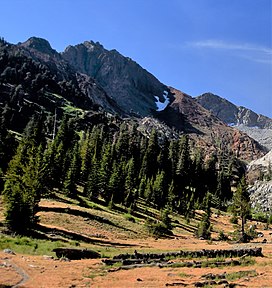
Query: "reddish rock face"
157 88 265 162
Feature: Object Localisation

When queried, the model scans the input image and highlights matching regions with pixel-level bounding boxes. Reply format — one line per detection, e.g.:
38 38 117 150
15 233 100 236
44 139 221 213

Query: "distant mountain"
196 93 272 150
0 37 267 162
157 88 264 161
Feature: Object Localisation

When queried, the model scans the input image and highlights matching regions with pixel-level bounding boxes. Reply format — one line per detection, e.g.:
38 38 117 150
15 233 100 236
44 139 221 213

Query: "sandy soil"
1 199 272 287
1 232 271 288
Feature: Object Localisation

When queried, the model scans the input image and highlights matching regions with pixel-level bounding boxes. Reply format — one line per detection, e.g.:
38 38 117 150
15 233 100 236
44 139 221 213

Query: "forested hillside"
0 36 262 238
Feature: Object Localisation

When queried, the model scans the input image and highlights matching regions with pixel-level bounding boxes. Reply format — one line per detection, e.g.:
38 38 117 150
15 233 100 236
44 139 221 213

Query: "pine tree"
124 157 136 206
3 124 45 234
176 135 192 196
84 154 99 200
63 143 80 197
97 143 112 203
232 176 250 240
196 192 212 239
153 170 167 209
108 161 124 204
140 129 159 179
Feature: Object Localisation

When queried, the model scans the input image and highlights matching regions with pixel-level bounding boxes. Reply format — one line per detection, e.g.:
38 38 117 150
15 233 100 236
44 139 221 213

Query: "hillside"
0 191 272 287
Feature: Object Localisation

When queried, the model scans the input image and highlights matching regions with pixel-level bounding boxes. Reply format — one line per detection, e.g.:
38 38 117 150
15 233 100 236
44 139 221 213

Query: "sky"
1 0 272 117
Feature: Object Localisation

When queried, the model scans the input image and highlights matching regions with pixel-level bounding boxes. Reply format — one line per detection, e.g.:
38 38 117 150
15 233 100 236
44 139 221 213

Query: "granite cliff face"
249 180 272 213
62 41 168 116
196 93 272 129
247 150 272 183
247 150 272 211
196 93 272 150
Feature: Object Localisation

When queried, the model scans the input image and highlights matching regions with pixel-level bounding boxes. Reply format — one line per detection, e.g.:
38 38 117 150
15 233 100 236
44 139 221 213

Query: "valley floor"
0 197 272 287
1 233 272 287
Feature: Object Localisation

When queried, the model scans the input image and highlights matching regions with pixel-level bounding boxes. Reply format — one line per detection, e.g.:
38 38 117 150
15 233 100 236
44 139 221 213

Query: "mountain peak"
19 37 57 55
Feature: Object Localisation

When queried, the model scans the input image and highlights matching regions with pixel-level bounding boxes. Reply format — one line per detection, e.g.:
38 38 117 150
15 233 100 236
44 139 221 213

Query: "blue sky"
1 0 272 117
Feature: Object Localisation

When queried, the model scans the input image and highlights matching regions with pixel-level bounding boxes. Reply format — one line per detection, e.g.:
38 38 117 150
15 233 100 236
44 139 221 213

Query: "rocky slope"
247 150 272 211
196 93 272 150
247 150 272 183
62 41 169 116
249 180 272 213
156 88 265 161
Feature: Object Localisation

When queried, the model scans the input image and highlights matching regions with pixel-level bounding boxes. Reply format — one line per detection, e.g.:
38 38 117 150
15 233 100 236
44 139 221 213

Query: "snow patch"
154 90 170 111
228 123 236 127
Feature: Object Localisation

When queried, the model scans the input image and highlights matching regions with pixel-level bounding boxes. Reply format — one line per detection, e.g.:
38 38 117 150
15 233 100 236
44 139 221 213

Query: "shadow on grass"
174 222 196 233
39 206 137 234
34 224 136 247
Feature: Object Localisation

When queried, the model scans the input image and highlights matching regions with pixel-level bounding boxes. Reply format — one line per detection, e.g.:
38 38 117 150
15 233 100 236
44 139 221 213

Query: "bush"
218 230 229 241
195 220 211 240
230 216 238 224
124 213 135 223
145 219 172 237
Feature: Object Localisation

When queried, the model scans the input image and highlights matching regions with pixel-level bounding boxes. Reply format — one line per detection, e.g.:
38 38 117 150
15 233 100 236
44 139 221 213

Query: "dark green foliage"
0 108 234 234
196 193 212 239
161 208 172 230
145 218 173 237
231 176 250 239
2 119 45 234
63 143 80 197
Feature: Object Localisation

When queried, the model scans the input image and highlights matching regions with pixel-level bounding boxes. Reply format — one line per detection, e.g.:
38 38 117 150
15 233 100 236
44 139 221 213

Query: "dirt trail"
0 254 29 287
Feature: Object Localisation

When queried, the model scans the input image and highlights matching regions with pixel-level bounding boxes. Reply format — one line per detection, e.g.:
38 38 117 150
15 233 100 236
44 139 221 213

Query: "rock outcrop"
62 41 168 116
157 88 265 161
196 93 272 150
249 180 272 213
0 37 268 162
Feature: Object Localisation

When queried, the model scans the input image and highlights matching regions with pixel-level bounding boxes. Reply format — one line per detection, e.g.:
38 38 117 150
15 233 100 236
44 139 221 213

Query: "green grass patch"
0 234 75 256
225 270 258 281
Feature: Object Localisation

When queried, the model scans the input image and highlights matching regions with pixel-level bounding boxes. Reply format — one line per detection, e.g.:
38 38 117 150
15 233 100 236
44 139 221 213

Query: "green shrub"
145 219 172 237
124 213 135 223
218 230 229 241
230 216 238 224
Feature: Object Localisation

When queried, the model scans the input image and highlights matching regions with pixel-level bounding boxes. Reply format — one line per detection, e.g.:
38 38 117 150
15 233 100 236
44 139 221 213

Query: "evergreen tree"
63 143 80 197
84 154 99 200
232 176 250 239
176 135 192 199
153 170 167 209
138 176 147 198
140 129 159 179
205 154 218 195
3 124 44 234
97 143 112 203
196 192 212 239
124 157 136 206
108 161 124 204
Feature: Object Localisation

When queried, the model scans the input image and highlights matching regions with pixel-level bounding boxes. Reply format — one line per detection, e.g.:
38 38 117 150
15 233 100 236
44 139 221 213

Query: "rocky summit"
0 37 268 162
62 41 168 116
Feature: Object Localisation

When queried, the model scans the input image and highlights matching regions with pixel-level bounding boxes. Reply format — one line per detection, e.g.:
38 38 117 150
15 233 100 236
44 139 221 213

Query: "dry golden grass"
0 195 272 287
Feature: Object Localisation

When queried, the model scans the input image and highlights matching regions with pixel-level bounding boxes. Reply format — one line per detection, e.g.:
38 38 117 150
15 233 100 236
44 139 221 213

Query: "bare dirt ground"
0 199 272 287
1 233 271 288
